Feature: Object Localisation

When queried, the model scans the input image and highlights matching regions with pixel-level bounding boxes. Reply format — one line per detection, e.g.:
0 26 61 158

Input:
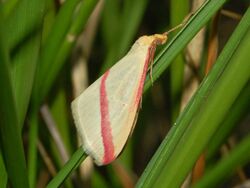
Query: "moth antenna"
163 12 193 36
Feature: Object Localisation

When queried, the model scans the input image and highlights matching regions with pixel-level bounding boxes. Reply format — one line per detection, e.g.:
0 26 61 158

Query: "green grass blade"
46 148 87 188
32 0 82 107
143 0 226 91
4 0 45 51
32 0 97 108
101 0 120 50
100 0 149 73
193 135 250 188
206 82 250 160
27 113 39 188
116 0 149 64
39 0 98 106
0 152 7 188
12 32 43 128
5 0 45 128
138 0 226 185
169 0 189 122
137 3 249 188
0 8 29 188
154 20 250 187
2 0 18 17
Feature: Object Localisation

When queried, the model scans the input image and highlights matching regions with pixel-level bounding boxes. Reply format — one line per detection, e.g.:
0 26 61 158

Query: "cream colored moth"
71 21 186 165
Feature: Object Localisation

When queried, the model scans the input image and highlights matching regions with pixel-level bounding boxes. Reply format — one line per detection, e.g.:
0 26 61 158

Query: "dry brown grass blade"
112 161 136 188
221 9 242 20
205 12 220 75
71 0 104 181
38 140 57 177
40 104 69 163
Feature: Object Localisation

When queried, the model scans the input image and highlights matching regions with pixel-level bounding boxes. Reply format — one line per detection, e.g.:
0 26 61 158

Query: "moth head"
137 34 167 47
152 34 168 45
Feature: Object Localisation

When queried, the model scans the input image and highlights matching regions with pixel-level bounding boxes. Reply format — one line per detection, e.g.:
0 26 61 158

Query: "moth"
71 19 187 165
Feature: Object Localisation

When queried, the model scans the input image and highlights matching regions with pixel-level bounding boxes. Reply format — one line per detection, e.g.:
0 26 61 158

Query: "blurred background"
0 0 249 187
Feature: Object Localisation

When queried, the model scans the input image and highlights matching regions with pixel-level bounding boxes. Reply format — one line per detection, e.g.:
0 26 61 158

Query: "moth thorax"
137 34 167 47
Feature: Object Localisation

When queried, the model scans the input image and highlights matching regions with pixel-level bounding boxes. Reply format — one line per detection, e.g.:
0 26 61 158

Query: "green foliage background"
0 0 249 187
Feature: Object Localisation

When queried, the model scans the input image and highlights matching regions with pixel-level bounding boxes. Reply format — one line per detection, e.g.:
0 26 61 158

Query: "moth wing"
71 77 104 161
71 45 149 165
105 51 147 158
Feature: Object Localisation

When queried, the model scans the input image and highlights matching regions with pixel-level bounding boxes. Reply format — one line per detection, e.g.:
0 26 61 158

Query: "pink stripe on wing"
100 70 115 164
134 45 156 107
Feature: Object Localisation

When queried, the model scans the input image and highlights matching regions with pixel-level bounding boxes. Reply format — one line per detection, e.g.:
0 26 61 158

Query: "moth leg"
149 44 157 85
129 109 140 137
